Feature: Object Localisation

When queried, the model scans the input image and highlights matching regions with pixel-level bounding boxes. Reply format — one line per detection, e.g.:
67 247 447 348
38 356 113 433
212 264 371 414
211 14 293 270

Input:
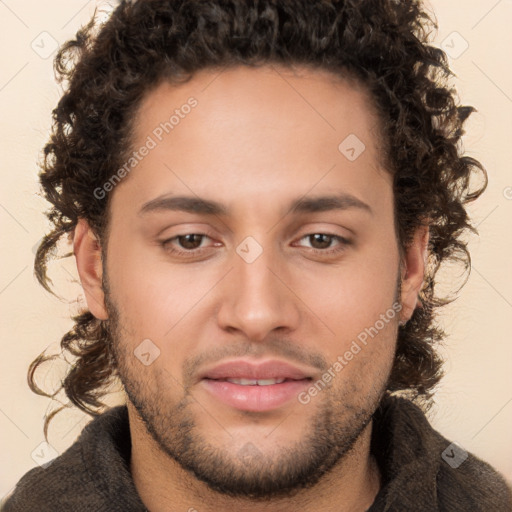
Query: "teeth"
226 378 286 386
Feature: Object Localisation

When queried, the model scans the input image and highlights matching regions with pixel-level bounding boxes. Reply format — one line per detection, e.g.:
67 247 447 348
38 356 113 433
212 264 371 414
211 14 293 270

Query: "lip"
198 359 314 412
201 379 311 412
199 359 313 381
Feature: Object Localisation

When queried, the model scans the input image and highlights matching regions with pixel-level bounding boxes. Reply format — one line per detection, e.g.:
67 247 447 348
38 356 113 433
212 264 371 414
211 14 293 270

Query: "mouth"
199 359 315 412
216 377 298 385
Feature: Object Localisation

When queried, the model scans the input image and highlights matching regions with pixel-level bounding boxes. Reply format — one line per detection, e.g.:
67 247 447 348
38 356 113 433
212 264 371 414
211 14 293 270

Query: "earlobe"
399 224 429 324
73 218 108 320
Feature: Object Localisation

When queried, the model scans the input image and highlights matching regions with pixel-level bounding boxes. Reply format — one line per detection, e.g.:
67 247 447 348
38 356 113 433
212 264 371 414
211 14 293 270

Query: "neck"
129 405 381 512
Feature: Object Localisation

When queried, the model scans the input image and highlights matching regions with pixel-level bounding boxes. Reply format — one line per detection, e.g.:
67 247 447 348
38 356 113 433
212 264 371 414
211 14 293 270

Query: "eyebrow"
138 193 373 217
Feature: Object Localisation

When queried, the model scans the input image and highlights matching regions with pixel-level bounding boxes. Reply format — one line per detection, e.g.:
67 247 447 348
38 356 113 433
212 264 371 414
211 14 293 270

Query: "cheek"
105 238 190 344
302 238 399 375
106 240 224 381
316 287 398 399
312 249 399 335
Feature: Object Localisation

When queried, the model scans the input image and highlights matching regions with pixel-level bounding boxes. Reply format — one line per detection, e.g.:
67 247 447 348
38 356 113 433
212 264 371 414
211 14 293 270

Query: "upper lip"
199 359 314 381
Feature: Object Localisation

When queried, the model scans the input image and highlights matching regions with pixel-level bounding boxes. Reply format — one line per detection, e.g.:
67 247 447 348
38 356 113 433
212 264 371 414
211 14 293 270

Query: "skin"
74 65 428 512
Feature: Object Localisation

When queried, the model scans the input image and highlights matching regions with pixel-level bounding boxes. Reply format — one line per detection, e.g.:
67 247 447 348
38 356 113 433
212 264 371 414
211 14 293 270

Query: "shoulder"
2 437 98 512
372 395 512 511
2 407 133 512
436 447 512 511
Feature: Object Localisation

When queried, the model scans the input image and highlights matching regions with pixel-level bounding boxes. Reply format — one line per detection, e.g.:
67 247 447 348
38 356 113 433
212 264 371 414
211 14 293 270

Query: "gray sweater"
3 395 511 511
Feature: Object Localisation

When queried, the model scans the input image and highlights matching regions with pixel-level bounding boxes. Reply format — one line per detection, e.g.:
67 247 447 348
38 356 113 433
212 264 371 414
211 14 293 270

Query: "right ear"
73 218 108 320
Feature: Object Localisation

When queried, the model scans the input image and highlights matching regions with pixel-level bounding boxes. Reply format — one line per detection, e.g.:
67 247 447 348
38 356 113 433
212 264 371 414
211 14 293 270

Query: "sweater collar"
369 394 442 511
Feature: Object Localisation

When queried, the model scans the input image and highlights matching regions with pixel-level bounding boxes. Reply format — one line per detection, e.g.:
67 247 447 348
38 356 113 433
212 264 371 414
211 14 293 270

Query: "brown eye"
160 233 215 258
308 233 335 249
176 234 205 250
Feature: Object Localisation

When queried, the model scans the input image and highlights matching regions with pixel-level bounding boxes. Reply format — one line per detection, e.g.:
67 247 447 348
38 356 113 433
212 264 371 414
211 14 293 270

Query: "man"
3 0 511 510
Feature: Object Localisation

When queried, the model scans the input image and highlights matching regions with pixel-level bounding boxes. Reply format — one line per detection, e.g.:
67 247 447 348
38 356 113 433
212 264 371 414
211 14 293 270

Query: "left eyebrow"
138 192 373 217
138 195 228 217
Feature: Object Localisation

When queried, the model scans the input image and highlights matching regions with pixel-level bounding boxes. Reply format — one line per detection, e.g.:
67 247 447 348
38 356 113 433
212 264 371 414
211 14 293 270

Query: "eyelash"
160 232 351 258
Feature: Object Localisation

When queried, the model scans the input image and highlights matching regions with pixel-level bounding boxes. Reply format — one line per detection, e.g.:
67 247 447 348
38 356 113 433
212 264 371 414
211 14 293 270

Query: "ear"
73 218 108 320
399 224 429 324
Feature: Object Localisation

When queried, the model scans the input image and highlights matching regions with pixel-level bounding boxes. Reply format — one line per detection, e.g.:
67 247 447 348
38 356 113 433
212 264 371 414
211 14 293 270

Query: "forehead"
110 65 390 219
134 65 382 152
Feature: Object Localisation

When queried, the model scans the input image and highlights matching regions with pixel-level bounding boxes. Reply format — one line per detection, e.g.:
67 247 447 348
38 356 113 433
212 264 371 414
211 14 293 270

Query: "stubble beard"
103 280 391 500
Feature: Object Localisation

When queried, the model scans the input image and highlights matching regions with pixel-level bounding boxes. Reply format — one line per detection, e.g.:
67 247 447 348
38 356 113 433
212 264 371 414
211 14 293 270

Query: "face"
77 65 424 498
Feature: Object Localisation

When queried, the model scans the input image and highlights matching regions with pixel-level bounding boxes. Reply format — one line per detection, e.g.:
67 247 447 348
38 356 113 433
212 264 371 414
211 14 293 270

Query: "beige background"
1 0 511 501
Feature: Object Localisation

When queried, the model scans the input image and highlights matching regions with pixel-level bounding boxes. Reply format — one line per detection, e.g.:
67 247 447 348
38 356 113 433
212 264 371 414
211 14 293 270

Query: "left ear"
399 224 429 324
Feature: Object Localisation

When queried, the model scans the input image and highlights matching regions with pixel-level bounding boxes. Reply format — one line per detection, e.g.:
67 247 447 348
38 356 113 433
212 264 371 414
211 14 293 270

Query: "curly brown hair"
30 0 486 433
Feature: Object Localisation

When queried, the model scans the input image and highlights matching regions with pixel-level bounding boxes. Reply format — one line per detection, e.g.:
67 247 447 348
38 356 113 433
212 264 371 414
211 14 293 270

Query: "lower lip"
201 379 311 412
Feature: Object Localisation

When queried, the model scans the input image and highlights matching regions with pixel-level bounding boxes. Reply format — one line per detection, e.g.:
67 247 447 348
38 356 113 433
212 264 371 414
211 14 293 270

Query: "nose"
215 239 301 342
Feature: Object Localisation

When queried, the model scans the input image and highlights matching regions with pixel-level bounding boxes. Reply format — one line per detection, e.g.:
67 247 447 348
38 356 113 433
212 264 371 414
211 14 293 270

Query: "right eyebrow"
290 193 373 216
